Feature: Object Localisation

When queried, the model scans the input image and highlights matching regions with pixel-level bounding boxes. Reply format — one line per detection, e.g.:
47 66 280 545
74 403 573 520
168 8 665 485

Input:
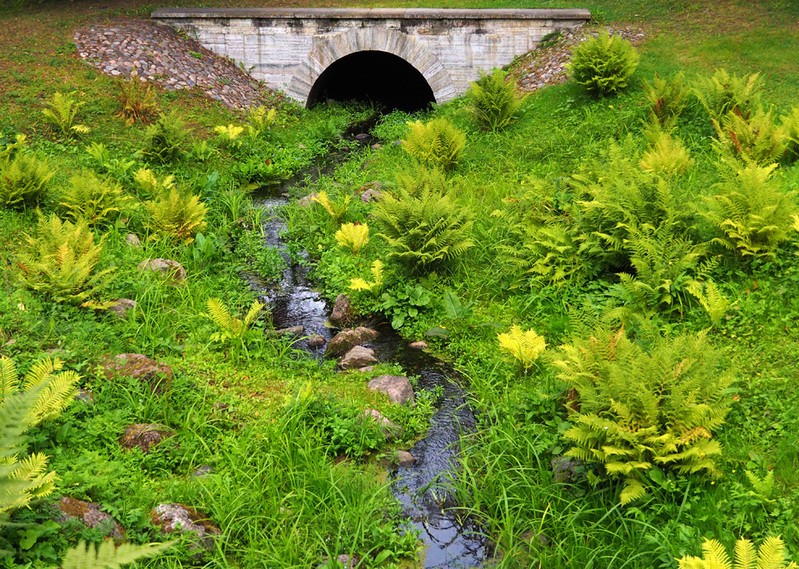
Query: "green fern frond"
620 477 646 505
0 358 15 400
61 539 174 569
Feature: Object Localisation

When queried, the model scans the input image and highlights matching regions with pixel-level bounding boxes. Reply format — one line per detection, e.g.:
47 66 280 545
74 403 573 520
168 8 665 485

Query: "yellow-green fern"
679 536 797 569
41 91 89 138
335 222 369 254
497 326 546 370
144 188 208 243
61 539 173 569
206 298 266 360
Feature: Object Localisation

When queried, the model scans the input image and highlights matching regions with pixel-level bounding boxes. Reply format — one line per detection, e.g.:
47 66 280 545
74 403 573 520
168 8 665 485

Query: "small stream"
244 128 487 568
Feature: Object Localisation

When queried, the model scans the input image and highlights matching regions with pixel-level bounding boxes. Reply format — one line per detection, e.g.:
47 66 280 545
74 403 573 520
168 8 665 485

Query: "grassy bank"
2 0 799 567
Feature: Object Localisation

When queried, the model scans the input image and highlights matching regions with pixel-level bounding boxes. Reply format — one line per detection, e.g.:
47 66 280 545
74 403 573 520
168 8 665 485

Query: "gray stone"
360 188 382 203
119 423 174 453
362 408 401 440
56 497 125 542
325 326 379 358
75 388 95 404
274 325 304 336
104 353 173 393
108 298 136 318
151 503 219 550
395 450 417 467
338 346 377 370
125 233 142 247
550 456 585 483
137 258 187 282
307 334 326 348
329 294 354 327
367 375 414 405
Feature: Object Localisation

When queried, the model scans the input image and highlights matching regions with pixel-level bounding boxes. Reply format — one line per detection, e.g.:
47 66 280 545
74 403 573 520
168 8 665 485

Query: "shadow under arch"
306 50 435 112
287 28 456 108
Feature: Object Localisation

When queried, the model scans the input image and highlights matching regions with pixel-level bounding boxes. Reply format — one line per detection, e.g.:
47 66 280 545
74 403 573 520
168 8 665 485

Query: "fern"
41 91 89 138
61 539 173 569
311 191 351 224
206 298 265 361
246 106 278 139
214 124 245 148
702 162 797 259
132 168 175 199
640 130 694 176
712 108 788 165
335 222 369 254
0 151 54 209
782 105 799 163
84 143 136 181
693 69 764 123
349 259 385 292
144 188 208 243
566 31 640 97
15 214 115 304
60 171 132 227
555 326 733 504
140 112 188 164
643 72 690 128
467 69 525 132
497 326 546 370
401 118 466 172
373 179 474 275
679 537 798 569
116 72 159 126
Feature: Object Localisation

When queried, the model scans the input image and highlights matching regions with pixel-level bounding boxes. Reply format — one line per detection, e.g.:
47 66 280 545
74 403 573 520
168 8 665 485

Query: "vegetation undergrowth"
1 0 799 567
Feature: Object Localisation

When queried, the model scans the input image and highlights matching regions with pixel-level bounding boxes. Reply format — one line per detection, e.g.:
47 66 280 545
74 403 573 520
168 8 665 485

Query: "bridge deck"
151 7 591 21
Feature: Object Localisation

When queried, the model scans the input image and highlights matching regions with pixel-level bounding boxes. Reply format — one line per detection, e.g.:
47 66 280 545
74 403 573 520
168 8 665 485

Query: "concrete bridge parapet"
151 7 591 106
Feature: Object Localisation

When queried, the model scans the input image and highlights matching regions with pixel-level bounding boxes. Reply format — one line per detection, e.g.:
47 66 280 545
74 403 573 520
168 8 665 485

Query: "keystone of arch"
288 28 456 106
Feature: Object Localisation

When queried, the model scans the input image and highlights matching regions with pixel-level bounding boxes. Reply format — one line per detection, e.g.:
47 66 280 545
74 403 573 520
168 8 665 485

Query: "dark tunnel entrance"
306 51 435 112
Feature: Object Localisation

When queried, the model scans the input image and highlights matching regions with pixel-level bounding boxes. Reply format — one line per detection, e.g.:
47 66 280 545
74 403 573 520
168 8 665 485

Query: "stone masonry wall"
151 8 591 105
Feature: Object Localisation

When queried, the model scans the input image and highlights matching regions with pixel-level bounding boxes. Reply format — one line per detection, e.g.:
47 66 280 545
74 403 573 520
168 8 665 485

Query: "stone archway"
287 28 457 107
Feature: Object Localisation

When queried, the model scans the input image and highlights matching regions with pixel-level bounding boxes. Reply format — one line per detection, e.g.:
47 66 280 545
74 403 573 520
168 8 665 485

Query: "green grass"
2 0 799 567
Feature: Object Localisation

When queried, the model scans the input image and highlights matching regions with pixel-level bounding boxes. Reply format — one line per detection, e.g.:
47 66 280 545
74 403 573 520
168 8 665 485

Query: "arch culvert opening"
307 50 435 113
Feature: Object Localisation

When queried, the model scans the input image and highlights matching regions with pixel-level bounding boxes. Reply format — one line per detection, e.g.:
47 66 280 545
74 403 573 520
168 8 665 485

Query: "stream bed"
246 181 488 567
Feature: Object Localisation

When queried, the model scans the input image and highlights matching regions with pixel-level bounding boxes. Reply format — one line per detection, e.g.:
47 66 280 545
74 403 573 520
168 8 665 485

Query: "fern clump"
694 69 764 123
555 327 733 505
703 162 797 259
678 536 798 569
712 108 787 165
640 130 694 176
467 69 525 132
60 171 132 227
246 105 277 139
1 356 80 521
141 111 188 164
132 167 175 199
335 222 369 254
144 187 208 243
61 539 173 569
373 180 474 275
497 326 546 371
0 151 54 209
643 72 690 128
401 118 466 172
566 31 639 97
41 91 90 138
16 214 115 304
214 124 245 149
116 71 159 126
311 190 351 224
782 105 799 163
206 298 265 360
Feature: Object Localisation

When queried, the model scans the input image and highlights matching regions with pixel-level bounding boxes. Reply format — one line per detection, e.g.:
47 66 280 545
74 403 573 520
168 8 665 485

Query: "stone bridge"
151 7 591 110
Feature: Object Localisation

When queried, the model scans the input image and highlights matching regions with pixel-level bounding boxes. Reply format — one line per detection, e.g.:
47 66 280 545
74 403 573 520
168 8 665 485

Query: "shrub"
678 536 797 569
712 108 787 165
643 72 690 128
401 118 466 172
1 356 79 523
59 171 132 226
41 91 89 138
467 69 525 132
0 152 54 209
693 69 764 123
497 326 546 371
140 111 188 164
335 222 369 254
782 105 799 163
373 181 474 275
15 214 115 304
555 327 733 504
703 162 797 258
144 187 208 243
639 130 694 176
116 71 159 125
566 31 639 97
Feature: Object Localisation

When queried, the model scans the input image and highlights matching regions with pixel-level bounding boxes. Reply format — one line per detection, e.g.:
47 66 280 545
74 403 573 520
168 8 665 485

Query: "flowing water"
245 132 487 568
